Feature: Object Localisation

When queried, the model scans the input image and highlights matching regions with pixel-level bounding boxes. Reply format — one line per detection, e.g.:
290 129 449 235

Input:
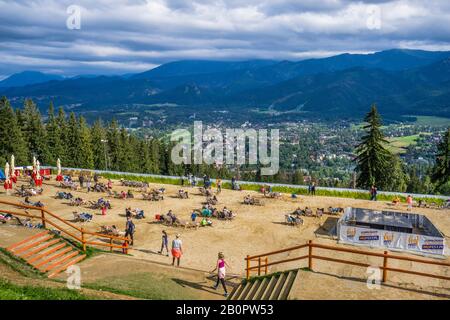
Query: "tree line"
0 97 448 194
0 97 228 178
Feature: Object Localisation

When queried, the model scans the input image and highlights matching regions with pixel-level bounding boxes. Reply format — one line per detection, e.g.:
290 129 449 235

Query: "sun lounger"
285 214 303 226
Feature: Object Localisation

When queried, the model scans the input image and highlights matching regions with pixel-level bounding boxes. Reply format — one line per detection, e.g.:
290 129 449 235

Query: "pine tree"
0 97 28 166
78 116 94 169
138 140 153 173
106 119 121 171
22 99 51 164
56 107 69 164
432 128 450 191
355 104 393 189
149 138 161 174
65 112 80 167
292 170 304 185
45 102 64 165
90 119 107 170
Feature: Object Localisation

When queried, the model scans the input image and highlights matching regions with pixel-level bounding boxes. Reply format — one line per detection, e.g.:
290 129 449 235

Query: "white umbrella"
4 162 9 180
10 155 15 175
57 158 61 175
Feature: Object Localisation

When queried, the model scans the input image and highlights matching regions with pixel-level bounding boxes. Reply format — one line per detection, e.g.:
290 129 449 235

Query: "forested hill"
1 49 450 119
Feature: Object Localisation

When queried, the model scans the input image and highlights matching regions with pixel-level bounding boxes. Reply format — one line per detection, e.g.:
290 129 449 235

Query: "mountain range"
1 49 450 120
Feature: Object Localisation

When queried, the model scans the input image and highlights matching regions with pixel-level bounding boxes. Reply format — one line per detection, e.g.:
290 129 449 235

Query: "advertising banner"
338 225 445 255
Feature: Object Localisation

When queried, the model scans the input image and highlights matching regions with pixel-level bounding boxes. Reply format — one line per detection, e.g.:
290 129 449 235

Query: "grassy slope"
0 278 91 300
84 272 196 300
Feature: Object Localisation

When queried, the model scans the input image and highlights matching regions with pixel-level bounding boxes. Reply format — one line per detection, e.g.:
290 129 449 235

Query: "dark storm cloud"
0 0 449 78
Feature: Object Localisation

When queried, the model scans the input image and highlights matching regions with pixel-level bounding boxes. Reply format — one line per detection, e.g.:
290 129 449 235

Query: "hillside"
1 49 450 120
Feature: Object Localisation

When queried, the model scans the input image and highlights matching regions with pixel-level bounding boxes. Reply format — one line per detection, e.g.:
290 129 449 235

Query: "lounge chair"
73 212 93 222
285 214 303 226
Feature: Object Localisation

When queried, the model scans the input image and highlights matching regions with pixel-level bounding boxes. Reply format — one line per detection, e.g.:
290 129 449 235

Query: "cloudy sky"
0 0 449 78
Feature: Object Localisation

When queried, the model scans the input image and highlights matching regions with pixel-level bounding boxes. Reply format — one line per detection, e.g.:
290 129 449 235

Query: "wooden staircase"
6 230 86 278
227 270 298 300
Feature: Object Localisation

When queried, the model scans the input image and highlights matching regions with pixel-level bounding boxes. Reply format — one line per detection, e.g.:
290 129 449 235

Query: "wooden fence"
246 240 450 283
0 200 129 253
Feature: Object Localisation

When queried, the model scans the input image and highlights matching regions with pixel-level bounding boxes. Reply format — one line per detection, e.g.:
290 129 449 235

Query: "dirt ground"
1 176 449 299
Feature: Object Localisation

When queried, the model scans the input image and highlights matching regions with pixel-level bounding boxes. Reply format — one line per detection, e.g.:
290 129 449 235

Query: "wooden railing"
0 200 129 253
245 240 450 283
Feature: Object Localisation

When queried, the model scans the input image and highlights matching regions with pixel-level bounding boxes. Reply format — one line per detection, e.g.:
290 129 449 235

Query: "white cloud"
0 0 448 76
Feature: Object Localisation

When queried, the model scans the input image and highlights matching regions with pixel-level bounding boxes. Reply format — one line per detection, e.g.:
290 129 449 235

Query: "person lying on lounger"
304 207 313 216
132 208 145 219
200 217 213 227
167 210 177 224
24 197 44 207
201 207 212 217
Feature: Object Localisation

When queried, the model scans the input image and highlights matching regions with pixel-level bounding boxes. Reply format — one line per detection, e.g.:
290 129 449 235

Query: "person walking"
210 252 231 297
78 175 84 188
171 234 183 267
311 182 316 196
370 185 377 201
158 230 169 256
86 177 91 193
217 178 222 193
125 217 135 246
406 195 413 211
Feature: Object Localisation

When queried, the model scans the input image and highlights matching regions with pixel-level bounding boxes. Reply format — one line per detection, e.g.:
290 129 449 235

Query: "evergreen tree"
56 107 69 164
0 97 28 166
106 119 121 171
292 170 304 185
77 116 94 169
138 140 153 173
354 104 393 189
384 155 407 192
22 99 51 164
90 119 107 170
149 138 161 173
45 102 64 165
432 128 450 192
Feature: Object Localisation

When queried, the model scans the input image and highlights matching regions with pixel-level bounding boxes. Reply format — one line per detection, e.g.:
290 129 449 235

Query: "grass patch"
387 134 421 154
0 248 44 279
83 272 196 300
0 278 91 300
405 116 450 126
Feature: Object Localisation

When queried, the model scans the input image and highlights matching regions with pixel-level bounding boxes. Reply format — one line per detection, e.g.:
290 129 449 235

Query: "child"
101 204 107 216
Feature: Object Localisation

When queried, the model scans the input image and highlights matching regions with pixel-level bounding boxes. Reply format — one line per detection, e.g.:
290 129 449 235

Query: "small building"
337 208 445 256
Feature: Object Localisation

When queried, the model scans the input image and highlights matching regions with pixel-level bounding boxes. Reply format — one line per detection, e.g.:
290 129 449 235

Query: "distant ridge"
0 71 64 88
1 49 450 119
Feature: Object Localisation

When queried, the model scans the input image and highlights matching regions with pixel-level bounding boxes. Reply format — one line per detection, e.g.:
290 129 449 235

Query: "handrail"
245 240 450 284
0 200 129 253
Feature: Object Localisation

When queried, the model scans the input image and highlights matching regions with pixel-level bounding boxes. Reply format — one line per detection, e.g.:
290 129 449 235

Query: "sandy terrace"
1 176 449 298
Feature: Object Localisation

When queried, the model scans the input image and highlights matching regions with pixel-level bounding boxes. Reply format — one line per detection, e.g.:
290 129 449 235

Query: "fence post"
382 251 388 283
265 257 268 275
258 257 261 276
246 255 250 280
308 240 313 270
40 209 46 229
80 227 86 252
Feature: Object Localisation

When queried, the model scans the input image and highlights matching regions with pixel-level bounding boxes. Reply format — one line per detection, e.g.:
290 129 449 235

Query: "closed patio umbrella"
4 162 9 180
